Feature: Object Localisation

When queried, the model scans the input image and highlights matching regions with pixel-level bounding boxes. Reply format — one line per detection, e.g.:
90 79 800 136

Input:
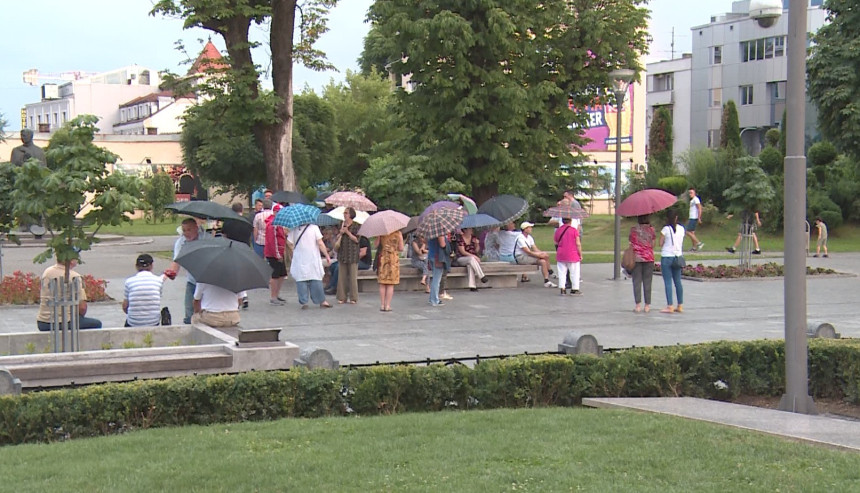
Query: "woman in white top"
658 209 686 314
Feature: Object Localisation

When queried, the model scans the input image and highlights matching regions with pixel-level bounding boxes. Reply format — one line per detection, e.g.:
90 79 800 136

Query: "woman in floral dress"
375 231 404 311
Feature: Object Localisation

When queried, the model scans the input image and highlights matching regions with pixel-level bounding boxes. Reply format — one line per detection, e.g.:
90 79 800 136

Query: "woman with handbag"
629 214 655 313
658 209 686 313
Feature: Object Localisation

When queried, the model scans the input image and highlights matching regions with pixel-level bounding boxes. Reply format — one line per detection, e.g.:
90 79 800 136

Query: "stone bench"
356 260 538 292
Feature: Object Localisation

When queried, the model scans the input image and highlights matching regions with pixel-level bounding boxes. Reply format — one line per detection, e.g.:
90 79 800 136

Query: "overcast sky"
0 0 737 131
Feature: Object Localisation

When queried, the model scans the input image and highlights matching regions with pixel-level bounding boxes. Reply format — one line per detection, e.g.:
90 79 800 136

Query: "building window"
741 85 754 105
771 81 786 100
709 88 722 108
652 73 674 92
61 111 67 123
774 36 785 57
121 109 126 122
711 46 722 65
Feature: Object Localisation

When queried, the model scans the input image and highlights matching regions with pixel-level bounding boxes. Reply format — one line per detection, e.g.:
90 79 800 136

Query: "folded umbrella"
272 203 321 229
459 213 502 230
477 195 528 225
166 200 250 224
270 190 309 205
175 238 272 292
617 189 678 217
358 210 410 238
417 207 467 239
324 191 378 212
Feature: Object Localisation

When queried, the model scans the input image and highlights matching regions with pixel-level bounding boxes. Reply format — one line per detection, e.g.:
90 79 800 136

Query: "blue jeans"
327 261 339 290
37 317 102 331
184 281 196 324
660 256 683 306
296 279 326 306
429 263 444 305
253 242 265 258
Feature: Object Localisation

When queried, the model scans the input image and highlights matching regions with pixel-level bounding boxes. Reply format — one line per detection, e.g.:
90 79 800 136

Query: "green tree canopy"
808 0 860 159
293 90 338 189
722 157 775 215
648 106 673 168
11 116 142 272
720 100 741 152
367 0 649 205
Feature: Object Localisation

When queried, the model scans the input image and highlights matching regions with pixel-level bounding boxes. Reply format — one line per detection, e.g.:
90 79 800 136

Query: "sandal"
347 300 357 304
659 307 675 314
320 302 332 309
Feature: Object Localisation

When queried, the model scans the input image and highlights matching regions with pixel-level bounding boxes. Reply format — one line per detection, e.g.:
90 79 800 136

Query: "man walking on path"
123 254 163 327
686 188 705 251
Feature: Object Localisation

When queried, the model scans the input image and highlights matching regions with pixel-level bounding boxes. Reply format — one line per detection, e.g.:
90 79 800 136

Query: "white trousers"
557 261 581 290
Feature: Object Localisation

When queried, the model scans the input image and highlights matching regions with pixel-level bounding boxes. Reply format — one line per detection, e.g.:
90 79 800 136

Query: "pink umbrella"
358 210 410 238
617 189 678 217
324 191 378 212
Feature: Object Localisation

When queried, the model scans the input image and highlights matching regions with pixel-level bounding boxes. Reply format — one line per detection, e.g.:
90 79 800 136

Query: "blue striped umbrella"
272 203 321 229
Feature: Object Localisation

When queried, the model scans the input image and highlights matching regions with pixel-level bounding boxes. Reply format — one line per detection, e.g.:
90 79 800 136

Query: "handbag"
160 307 172 326
672 255 686 268
622 246 636 272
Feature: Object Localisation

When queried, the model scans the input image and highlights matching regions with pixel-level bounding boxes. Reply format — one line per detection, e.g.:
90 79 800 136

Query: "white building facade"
688 0 826 155
645 55 693 159
23 65 162 134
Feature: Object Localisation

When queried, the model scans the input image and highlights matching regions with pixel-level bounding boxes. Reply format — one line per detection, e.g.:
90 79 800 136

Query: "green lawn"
92 218 183 236
2 407 858 492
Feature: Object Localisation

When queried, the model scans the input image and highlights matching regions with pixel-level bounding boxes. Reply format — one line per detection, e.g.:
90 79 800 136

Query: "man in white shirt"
514 222 557 288
166 218 209 324
123 254 163 327
686 188 704 251
191 282 242 327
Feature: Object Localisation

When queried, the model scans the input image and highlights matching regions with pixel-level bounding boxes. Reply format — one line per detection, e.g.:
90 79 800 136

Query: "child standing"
554 217 582 295
814 217 829 258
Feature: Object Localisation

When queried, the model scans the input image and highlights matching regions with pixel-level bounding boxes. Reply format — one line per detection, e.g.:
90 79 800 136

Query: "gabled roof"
188 40 229 75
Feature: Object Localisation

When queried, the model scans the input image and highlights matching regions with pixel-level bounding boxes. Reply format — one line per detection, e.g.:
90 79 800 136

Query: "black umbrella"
175 238 272 292
270 190 309 204
167 201 250 224
477 195 529 225
401 215 421 234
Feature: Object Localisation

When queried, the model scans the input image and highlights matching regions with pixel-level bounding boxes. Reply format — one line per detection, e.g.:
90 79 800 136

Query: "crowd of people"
36 187 779 332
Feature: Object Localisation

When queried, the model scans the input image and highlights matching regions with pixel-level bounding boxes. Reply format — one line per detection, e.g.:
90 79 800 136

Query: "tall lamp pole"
779 0 816 414
608 68 635 280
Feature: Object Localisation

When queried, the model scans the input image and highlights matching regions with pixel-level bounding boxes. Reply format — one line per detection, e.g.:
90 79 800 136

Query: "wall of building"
645 56 693 163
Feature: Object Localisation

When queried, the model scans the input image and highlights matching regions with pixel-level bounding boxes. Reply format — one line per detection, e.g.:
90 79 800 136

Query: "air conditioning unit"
41 84 59 100
637 164 646 173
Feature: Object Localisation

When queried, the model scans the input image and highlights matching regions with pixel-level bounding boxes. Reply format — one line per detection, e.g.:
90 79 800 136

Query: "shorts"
686 218 698 232
514 254 539 265
267 257 287 278
817 236 828 247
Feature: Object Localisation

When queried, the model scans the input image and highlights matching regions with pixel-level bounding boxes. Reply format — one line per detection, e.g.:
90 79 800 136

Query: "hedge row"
1 339 859 446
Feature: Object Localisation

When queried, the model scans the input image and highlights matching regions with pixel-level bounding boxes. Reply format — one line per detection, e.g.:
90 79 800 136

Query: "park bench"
355 259 538 293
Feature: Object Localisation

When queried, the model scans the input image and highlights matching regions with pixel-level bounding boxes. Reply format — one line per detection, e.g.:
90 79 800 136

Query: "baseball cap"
136 254 154 267
520 221 535 230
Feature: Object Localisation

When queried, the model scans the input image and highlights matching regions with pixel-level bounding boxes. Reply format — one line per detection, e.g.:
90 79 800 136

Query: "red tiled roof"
188 40 229 75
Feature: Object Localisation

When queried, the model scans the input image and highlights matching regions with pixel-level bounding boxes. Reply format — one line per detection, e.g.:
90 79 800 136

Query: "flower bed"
654 261 837 279
0 271 109 305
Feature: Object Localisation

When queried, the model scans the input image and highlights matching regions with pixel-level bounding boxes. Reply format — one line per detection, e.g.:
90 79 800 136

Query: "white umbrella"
326 206 369 224
358 210 410 238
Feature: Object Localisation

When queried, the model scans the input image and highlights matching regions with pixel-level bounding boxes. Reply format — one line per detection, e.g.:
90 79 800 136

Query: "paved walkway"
583 397 860 451
2 236 859 451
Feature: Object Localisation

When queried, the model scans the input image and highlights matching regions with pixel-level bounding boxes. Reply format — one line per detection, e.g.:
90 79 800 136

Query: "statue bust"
10 129 47 166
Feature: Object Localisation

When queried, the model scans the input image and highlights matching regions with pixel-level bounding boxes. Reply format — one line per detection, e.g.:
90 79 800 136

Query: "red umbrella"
324 191 378 212
617 189 678 217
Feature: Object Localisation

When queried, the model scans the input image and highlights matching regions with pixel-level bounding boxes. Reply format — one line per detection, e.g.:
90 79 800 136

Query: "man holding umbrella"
167 218 209 324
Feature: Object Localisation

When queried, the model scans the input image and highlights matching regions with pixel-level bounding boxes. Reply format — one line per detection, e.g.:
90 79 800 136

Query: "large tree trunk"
472 183 499 208
263 0 298 192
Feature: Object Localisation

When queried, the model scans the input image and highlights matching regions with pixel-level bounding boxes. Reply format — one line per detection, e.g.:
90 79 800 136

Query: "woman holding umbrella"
629 215 656 313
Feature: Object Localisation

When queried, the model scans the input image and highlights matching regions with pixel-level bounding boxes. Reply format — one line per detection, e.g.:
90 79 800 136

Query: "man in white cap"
514 222 557 287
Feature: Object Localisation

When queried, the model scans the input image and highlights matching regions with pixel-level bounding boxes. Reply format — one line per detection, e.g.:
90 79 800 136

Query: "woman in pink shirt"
629 214 656 313
554 218 582 295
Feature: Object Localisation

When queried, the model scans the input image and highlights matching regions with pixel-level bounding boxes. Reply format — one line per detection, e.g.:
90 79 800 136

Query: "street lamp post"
779 0 816 414
608 68 635 280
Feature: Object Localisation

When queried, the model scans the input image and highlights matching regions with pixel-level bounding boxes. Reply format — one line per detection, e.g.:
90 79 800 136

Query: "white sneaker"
544 281 557 288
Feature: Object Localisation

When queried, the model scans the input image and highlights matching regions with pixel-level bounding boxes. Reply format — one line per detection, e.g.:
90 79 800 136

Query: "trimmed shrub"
1 340 859 446
656 175 688 196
